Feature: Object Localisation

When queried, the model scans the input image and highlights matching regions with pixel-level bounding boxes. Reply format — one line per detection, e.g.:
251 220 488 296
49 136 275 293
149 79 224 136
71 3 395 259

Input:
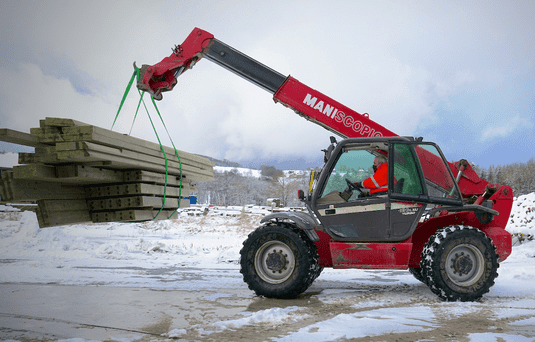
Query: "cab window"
392 143 425 196
320 149 375 200
415 144 461 202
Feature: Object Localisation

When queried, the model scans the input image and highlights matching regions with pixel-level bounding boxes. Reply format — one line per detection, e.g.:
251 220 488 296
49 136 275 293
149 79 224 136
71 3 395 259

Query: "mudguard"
260 211 320 242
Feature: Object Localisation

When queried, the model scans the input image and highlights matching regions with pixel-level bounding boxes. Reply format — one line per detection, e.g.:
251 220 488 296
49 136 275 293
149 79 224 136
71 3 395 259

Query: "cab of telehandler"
308 136 463 242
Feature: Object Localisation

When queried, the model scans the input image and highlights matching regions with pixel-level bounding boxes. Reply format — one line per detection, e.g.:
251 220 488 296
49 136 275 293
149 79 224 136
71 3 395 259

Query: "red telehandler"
137 28 513 301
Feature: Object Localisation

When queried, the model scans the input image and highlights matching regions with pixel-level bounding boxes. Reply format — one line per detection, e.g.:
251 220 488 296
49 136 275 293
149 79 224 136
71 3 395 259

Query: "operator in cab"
355 155 388 195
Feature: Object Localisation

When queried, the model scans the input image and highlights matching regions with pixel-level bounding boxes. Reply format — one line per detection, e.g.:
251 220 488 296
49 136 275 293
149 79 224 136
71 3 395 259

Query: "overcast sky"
1 1 533 169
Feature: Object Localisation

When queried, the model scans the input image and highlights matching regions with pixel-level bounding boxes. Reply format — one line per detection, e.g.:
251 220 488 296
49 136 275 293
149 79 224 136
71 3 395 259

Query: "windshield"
319 148 376 200
415 144 461 202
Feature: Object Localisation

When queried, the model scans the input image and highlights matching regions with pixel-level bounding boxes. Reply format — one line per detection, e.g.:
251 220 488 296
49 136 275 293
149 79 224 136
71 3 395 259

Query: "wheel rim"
445 243 485 286
254 240 295 284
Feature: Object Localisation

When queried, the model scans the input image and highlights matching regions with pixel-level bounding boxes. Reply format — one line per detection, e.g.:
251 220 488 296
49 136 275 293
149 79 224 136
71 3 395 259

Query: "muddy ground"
2 271 534 341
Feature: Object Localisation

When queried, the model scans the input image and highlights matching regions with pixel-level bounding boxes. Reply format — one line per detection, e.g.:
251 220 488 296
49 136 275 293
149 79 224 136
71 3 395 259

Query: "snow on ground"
1 194 535 341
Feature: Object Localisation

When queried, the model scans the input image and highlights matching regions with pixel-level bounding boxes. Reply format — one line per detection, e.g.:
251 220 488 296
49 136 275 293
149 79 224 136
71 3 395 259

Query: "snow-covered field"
1 194 535 341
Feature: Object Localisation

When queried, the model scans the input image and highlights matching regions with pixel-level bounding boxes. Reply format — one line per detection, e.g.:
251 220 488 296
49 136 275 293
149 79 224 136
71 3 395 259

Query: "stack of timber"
0 118 214 228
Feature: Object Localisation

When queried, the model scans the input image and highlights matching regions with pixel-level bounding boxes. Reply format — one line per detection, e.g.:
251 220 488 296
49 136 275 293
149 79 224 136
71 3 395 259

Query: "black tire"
420 225 499 302
408 267 426 284
240 224 320 299
312 266 324 281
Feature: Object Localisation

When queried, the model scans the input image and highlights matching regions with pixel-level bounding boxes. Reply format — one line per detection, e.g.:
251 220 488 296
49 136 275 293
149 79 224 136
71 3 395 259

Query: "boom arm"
136 27 510 202
137 28 395 140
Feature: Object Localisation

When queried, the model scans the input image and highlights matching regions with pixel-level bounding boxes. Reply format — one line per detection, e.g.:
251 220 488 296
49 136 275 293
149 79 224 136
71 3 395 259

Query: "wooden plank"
5 178 85 201
55 139 211 171
42 117 92 128
87 196 179 211
13 164 56 180
37 130 211 169
34 118 213 170
55 165 125 183
21 151 61 164
31 127 61 135
123 170 185 187
12 164 140 192
18 151 110 168
53 149 213 180
85 182 191 199
58 125 213 168
0 128 48 147
36 208 92 228
1 171 14 200
52 166 188 186
0 178 8 201
24 145 209 179
18 152 37 164
91 208 181 223
54 142 214 179
35 145 57 154
37 199 89 212
36 132 66 144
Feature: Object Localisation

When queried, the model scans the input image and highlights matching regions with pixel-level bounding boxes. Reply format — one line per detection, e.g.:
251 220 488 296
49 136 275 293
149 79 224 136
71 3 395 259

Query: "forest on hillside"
473 158 535 196
195 165 309 207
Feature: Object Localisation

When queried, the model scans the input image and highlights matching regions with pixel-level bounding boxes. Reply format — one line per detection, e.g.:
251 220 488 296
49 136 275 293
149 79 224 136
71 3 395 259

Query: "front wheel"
420 225 499 302
240 224 319 299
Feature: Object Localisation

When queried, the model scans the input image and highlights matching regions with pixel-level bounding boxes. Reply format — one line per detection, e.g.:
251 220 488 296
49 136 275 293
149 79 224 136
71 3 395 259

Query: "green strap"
135 89 170 219
111 67 139 130
150 96 183 218
112 65 183 221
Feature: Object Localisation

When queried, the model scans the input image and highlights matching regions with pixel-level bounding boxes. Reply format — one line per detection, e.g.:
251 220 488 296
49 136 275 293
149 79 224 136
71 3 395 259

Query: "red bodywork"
137 27 513 267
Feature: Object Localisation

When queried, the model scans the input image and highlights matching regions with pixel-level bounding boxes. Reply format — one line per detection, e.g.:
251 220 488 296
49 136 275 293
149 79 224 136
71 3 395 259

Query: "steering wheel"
345 178 363 193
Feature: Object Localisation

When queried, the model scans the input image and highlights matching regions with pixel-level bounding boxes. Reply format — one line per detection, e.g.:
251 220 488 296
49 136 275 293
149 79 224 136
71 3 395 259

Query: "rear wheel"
420 225 499 301
240 224 319 299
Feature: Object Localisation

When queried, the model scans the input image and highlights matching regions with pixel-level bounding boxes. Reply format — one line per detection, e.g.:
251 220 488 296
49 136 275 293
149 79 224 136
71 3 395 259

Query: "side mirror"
322 137 338 163
297 189 305 201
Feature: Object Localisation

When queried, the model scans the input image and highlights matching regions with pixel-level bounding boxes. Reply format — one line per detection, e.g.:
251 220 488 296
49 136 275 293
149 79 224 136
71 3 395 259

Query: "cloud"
482 116 534 141
41 53 104 96
0 62 115 132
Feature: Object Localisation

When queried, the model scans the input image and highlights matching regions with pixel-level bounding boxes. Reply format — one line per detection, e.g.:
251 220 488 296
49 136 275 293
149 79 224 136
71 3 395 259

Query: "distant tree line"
195 165 309 207
196 154 242 168
194 157 535 207
473 158 535 196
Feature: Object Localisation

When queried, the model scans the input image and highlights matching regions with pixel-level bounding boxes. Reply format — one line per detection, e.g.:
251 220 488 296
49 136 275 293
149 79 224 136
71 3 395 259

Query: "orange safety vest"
362 163 389 194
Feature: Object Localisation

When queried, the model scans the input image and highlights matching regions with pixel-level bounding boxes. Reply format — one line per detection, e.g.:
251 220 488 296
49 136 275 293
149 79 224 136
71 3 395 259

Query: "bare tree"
474 158 535 196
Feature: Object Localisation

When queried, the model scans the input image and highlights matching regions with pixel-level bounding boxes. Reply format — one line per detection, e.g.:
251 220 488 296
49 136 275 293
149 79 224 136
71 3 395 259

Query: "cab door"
388 143 427 240
388 142 464 240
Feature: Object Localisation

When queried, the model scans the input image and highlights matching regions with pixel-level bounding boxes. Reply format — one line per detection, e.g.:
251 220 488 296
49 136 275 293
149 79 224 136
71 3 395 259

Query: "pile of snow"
507 193 535 244
165 306 307 338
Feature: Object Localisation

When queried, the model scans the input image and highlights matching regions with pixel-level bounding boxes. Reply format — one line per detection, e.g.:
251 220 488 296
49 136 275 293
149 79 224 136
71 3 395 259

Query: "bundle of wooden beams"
0 118 214 228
